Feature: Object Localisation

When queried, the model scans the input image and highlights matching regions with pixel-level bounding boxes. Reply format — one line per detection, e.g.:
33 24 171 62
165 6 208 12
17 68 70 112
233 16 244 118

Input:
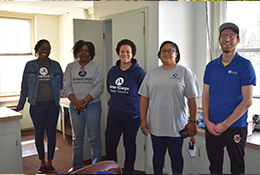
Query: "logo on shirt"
78 70 87 77
39 67 48 76
170 73 180 79
109 77 129 94
39 67 50 81
233 134 241 143
228 70 238 75
115 77 124 86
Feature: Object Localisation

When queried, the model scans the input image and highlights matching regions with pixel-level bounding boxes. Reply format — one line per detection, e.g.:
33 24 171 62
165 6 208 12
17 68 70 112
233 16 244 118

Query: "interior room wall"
34 14 59 64
59 9 87 71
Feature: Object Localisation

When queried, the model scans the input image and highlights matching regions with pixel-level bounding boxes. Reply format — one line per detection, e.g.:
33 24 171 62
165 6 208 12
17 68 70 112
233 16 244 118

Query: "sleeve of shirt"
184 68 202 99
203 63 211 85
240 60 256 86
17 62 29 110
89 65 104 100
63 63 73 97
138 73 149 98
58 63 64 91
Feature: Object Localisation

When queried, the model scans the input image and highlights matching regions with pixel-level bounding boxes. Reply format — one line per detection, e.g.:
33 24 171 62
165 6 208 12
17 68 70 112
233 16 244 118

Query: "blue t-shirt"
107 59 146 117
203 53 256 127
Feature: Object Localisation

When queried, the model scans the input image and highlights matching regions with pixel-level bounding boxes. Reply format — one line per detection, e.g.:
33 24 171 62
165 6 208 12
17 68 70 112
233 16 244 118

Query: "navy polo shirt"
203 53 256 127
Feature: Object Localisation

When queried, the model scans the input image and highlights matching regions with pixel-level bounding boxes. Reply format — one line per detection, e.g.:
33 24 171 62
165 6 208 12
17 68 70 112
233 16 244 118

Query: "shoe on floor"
47 165 58 174
68 167 78 174
37 165 48 174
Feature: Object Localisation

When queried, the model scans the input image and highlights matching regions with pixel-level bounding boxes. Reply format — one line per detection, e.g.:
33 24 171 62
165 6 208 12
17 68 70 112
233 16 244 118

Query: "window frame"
0 12 35 56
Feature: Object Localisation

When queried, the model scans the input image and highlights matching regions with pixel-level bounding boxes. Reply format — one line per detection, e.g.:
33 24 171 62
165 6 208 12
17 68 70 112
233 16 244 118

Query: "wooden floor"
21 130 146 174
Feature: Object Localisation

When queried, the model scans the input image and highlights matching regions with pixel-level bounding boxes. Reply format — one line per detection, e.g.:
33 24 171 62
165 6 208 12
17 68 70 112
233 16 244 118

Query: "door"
73 19 106 160
111 12 145 171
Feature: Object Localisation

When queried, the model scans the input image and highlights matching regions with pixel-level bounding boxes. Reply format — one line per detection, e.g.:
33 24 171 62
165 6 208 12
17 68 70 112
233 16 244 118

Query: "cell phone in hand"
179 127 189 139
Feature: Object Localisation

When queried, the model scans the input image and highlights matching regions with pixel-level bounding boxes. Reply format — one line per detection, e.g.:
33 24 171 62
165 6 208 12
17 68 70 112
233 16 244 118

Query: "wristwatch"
189 120 196 123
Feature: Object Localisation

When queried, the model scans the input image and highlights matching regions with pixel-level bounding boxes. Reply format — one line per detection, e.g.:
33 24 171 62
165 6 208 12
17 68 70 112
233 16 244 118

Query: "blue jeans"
105 115 140 174
151 134 184 174
29 100 60 160
69 101 102 169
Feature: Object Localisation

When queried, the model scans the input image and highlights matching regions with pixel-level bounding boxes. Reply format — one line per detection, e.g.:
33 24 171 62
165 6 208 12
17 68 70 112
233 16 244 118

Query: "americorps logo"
115 77 124 85
228 70 238 75
109 77 129 94
170 73 180 79
39 67 48 76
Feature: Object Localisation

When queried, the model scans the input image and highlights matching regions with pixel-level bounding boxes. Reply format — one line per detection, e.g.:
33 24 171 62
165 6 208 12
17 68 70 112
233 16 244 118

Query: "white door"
73 12 146 171
73 19 106 160
111 12 145 171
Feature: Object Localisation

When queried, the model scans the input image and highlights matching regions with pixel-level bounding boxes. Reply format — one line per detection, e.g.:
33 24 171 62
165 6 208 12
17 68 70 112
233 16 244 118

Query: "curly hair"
72 40 95 60
115 39 136 58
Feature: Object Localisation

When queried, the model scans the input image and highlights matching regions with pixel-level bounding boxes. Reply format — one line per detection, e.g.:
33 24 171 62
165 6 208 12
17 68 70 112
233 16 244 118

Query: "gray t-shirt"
138 64 201 137
63 61 104 103
37 59 54 102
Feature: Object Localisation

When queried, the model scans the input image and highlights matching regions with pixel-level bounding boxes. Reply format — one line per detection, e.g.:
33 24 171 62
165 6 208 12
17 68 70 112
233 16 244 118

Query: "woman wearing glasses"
15 39 63 174
138 41 201 174
63 40 104 174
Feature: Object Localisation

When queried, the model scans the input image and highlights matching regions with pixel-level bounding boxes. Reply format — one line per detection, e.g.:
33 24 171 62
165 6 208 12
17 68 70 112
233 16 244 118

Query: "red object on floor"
71 160 122 174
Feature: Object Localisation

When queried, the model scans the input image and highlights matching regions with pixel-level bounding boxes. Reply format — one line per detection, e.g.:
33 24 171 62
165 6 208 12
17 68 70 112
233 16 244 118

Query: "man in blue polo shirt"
202 22 256 174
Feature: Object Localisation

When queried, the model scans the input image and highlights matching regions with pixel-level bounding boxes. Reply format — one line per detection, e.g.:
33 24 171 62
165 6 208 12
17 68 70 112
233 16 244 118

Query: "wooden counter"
0 106 22 122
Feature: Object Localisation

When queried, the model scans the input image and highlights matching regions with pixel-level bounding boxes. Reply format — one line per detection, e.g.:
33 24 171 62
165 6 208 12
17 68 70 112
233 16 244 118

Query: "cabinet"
0 98 33 131
0 107 23 174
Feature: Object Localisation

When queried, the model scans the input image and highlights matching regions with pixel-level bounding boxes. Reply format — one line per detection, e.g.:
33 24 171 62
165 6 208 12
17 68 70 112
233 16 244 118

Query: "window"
224 2 260 114
0 17 33 95
0 18 32 55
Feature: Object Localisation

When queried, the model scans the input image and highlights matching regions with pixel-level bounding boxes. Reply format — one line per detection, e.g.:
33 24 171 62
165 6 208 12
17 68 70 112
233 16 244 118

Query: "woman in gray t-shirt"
138 41 201 174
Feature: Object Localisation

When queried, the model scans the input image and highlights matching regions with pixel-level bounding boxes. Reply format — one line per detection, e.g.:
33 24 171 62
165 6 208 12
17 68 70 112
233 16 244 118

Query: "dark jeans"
205 126 247 174
151 134 184 174
30 100 60 160
105 115 140 174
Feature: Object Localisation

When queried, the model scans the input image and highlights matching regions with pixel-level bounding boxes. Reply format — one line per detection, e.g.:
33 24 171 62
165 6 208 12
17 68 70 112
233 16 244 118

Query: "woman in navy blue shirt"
105 39 146 174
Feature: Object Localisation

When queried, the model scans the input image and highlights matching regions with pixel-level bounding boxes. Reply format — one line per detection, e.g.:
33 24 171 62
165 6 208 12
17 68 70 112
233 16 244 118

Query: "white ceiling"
0 1 93 16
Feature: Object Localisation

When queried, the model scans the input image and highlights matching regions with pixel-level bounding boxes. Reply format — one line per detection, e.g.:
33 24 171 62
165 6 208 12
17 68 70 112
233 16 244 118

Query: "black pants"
205 126 247 174
105 115 140 174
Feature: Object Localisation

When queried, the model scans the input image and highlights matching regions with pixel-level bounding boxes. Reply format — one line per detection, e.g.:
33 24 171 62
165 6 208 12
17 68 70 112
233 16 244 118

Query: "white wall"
34 15 60 64
59 9 87 71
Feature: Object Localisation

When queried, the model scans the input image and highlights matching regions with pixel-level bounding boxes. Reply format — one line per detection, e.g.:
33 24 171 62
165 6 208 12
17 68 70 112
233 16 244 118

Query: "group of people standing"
15 22 256 174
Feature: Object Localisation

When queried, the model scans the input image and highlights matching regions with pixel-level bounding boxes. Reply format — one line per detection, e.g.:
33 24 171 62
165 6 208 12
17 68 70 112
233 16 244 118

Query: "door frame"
100 6 148 72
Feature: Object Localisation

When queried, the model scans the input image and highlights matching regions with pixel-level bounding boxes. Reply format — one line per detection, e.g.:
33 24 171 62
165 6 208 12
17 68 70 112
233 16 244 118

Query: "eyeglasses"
220 34 238 40
39 47 51 51
161 49 176 54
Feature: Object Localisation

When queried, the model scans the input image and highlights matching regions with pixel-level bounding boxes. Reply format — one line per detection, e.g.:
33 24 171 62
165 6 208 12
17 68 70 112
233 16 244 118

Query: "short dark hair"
116 39 136 58
157 41 180 64
34 39 50 57
72 40 95 60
